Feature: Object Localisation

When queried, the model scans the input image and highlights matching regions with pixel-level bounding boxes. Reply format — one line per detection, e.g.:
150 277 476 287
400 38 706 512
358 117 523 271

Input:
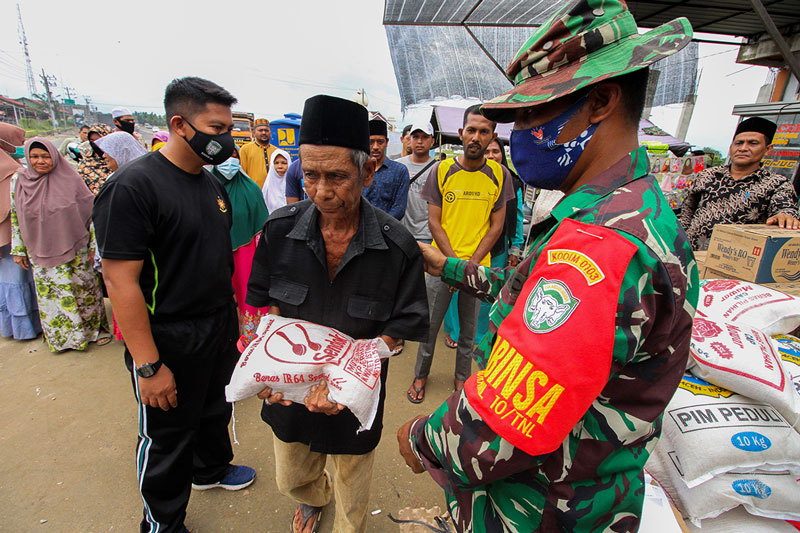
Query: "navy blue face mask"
510 94 598 190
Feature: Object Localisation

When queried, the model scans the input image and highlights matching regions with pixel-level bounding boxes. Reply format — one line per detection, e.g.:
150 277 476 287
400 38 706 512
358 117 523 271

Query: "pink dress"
232 234 268 337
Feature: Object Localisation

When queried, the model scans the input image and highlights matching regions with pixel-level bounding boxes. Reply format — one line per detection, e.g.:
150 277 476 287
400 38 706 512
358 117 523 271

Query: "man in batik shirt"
680 116 799 250
397 1 700 531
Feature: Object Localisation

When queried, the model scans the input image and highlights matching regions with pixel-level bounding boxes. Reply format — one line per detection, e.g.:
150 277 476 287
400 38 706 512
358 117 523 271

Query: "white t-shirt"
397 155 434 241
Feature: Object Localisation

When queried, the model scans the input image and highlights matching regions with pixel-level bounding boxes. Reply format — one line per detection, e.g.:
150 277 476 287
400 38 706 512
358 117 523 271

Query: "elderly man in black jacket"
246 95 429 533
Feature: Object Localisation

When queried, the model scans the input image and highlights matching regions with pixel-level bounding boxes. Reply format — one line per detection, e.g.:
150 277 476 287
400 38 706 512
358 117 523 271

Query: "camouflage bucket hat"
481 0 693 122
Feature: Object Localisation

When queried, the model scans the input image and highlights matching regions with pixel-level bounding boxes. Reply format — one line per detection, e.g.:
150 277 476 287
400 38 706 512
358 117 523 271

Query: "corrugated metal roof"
383 0 800 37
383 0 562 26
629 0 800 37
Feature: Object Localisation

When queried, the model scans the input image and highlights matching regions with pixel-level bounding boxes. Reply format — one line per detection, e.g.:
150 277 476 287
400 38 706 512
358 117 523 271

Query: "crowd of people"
1 0 800 531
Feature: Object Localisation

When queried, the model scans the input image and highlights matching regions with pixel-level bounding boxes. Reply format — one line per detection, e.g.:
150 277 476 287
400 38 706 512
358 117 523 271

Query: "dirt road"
0 328 461 532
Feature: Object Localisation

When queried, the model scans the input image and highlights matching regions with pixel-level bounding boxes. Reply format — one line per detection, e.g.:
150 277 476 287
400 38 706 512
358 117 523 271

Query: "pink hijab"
14 137 95 268
0 123 25 247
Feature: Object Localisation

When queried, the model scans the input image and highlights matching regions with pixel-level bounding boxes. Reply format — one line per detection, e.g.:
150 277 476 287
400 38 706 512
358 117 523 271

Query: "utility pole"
16 4 37 97
675 68 702 142
39 69 59 131
83 95 95 123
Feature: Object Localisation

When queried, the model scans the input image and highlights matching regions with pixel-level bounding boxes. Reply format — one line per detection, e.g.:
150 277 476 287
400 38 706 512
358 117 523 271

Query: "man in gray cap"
246 94 429 533
680 116 800 250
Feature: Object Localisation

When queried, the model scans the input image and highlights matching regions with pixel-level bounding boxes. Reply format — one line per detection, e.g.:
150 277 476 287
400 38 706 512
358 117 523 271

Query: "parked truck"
232 111 254 147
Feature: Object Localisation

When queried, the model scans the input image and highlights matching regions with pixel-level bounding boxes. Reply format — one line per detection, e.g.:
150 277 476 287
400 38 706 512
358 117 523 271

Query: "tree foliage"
133 111 167 127
702 146 724 167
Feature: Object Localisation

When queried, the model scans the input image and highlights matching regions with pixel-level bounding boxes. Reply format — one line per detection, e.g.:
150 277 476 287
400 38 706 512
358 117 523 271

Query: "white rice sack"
225 315 392 431
698 279 800 335
773 334 800 402
686 506 799 533
646 447 800 526
661 375 800 488
689 316 800 429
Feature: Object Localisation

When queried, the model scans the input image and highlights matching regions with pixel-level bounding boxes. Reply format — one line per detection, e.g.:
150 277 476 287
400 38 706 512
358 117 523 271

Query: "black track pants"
125 302 239 533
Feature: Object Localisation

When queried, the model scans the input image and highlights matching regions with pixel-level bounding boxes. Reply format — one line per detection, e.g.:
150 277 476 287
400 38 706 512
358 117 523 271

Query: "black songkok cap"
299 95 369 154
369 119 388 137
735 117 777 144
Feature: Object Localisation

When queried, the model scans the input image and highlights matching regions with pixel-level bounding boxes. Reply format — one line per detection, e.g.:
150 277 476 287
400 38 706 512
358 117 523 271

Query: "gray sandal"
291 503 323 533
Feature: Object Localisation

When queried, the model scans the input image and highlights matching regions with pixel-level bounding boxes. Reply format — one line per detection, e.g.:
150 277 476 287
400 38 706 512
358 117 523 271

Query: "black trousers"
125 302 239 533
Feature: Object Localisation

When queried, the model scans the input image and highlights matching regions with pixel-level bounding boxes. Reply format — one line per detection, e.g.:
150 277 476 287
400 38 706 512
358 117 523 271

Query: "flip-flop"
392 339 405 355
407 379 425 404
96 333 112 346
291 503 323 533
444 335 457 349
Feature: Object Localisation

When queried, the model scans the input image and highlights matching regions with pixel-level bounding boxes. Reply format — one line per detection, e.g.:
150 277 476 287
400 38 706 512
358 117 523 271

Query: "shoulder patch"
547 249 605 285
465 218 638 457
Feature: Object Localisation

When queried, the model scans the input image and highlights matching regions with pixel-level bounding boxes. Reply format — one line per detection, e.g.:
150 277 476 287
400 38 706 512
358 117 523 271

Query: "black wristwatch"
136 360 163 378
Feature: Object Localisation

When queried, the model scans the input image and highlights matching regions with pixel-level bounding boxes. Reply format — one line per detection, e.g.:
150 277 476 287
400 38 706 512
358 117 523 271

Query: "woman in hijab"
93 131 147 340
150 131 169 152
94 131 147 173
262 148 291 214
10 138 110 352
213 149 269 336
77 123 113 194
0 123 41 340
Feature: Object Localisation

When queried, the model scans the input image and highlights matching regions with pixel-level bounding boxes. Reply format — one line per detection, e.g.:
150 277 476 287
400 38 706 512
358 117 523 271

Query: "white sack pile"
646 279 800 528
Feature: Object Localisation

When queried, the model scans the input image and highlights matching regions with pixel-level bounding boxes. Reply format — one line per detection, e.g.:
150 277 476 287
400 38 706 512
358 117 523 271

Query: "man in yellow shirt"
408 105 514 403
239 118 277 188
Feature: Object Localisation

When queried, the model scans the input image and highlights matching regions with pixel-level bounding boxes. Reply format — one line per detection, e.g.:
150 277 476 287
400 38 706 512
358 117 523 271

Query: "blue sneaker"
192 465 255 491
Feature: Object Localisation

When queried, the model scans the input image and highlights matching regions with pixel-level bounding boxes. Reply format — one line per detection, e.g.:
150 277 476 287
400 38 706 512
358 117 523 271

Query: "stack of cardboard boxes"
698 225 800 298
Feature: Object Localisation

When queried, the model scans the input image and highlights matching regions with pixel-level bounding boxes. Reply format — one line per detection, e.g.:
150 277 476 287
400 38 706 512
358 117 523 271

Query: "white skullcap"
111 107 132 118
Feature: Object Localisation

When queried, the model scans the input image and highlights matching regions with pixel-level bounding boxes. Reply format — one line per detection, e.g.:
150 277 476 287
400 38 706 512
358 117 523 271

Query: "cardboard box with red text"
704 225 800 284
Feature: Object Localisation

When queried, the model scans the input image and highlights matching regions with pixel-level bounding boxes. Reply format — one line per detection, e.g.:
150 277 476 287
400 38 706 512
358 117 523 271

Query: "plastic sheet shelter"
383 0 699 112
639 119 691 156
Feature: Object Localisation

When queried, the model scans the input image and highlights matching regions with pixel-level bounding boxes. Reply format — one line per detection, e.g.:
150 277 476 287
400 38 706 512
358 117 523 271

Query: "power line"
0 48 25 67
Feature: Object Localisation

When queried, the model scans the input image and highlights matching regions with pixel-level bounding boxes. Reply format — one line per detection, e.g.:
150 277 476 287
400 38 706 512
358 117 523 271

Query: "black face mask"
116 119 135 135
90 141 104 157
181 118 235 165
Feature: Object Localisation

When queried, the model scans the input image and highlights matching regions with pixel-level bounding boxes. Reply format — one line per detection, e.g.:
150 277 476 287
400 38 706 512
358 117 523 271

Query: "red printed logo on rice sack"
464 219 638 457
691 319 786 392
692 317 723 342
702 279 739 292
264 321 351 366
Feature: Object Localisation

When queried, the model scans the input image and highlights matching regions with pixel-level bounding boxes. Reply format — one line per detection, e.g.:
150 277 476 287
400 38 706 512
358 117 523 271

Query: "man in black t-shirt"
93 77 254 533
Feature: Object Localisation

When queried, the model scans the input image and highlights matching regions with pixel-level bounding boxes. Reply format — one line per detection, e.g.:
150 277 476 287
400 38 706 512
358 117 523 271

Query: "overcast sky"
0 1 771 152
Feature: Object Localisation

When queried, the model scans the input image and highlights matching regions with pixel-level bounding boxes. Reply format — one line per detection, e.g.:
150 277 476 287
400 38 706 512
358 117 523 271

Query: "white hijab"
263 148 291 214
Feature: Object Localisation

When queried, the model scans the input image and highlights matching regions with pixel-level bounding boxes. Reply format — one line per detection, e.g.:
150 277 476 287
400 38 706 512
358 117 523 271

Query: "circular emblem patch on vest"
524 277 580 333
444 191 456 203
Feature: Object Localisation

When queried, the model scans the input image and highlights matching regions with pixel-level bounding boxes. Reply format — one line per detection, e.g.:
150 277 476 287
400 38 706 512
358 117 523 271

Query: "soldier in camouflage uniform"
397 1 700 531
